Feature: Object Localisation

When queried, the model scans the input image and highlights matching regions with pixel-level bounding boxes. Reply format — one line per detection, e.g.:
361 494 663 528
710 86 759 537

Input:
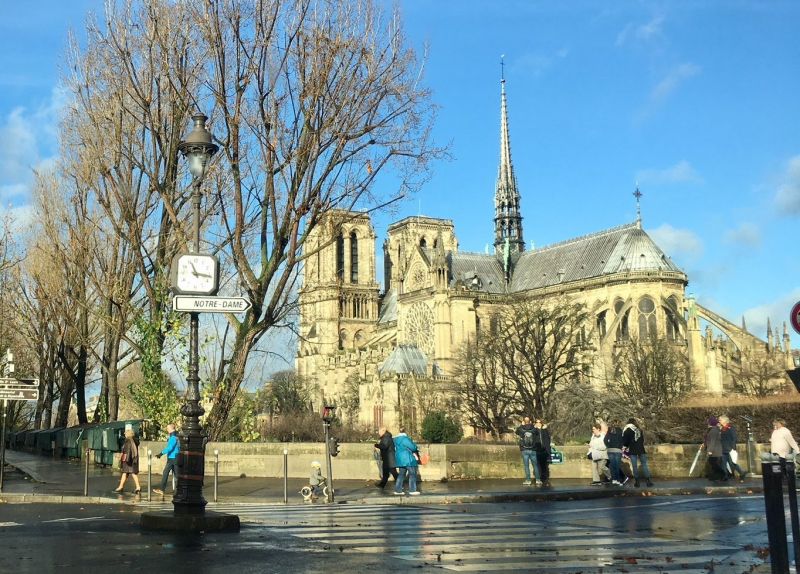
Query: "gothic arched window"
335 233 344 281
596 310 607 339
614 299 629 342
419 237 427 248
638 296 657 339
349 231 358 283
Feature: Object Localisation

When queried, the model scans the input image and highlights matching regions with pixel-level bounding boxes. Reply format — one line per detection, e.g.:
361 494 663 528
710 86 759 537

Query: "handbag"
730 450 738 464
120 452 128 464
419 452 430 465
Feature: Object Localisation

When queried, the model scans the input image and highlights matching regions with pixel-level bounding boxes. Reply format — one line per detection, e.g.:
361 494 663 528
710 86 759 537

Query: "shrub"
420 411 463 444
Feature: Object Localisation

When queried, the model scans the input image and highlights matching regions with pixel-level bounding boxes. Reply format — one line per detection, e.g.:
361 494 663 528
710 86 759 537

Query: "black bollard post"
785 460 800 574
763 458 790 573
214 449 219 503
84 448 90 497
283 448 288 504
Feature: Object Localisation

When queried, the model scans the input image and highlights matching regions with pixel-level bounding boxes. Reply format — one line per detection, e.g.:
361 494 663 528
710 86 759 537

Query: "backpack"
521 429 540 450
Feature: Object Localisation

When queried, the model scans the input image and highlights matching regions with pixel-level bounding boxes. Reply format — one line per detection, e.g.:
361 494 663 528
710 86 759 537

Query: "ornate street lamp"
174 114 217 514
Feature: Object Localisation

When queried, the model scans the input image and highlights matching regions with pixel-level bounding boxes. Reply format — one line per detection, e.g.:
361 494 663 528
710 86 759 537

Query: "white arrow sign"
173 296 252 314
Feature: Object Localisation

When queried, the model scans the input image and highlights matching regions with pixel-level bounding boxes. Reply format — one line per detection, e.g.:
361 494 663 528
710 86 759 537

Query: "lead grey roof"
378 345 428 376
448 252 506 293
510 223 683 291
378 288 398 324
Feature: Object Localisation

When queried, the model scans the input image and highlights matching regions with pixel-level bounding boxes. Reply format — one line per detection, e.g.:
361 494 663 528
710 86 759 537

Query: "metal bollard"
214 449 219 503
84 448 90 496
762 457 789 573
283 449 288 504
786 460 800 574
147 449 152 502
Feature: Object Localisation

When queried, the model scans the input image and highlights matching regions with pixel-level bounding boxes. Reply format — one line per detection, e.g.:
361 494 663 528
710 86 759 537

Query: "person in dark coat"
515 416 542 485
534 418 552 487
719 415 747 481
114 429 141 495
374 427 398 489
604 419 625 485
622 418 653 487
704 416 727 482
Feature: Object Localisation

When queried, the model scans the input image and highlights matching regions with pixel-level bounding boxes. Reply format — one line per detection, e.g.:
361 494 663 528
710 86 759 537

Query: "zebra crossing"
136 501 760 572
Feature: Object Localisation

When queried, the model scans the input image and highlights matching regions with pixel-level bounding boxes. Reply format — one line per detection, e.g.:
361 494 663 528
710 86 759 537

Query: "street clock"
171 253 220 295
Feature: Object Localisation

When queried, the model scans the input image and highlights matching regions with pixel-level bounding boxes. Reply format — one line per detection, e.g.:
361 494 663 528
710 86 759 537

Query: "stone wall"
138 441 767 481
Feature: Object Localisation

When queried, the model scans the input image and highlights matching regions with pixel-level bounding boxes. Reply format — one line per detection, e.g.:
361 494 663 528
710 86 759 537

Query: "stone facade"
295 79 794 432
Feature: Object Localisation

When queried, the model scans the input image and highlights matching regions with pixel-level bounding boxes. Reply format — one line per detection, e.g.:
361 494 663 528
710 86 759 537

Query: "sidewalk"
1 449 764 506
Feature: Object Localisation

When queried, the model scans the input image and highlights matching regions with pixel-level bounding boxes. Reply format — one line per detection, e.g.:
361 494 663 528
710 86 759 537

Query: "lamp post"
174 114 218 514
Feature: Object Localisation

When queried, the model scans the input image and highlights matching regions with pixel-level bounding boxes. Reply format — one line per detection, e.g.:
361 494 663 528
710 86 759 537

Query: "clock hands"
189 261 212 279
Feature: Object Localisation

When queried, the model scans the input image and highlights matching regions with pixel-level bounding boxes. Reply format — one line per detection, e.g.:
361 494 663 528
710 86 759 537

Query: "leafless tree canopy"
17 0 439 436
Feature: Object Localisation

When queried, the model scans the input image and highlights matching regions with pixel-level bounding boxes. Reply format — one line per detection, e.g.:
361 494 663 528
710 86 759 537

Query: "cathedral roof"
510 223 684 291
378 344 428 376
378 288 398 324
448 252 507 294
444 222 684 295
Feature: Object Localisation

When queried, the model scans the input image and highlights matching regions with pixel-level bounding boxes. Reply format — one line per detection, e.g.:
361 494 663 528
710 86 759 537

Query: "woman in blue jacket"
393 428 420 496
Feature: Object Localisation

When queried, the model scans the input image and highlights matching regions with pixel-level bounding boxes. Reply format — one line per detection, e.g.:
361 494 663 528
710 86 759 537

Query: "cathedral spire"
633 185 643 228
494 58 525 256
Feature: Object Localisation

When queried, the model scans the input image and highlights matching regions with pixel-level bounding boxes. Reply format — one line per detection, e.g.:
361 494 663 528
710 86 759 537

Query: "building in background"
296 76 794 432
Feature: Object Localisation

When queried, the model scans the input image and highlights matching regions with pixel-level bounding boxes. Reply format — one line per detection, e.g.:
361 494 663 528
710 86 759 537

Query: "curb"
0 484 763 507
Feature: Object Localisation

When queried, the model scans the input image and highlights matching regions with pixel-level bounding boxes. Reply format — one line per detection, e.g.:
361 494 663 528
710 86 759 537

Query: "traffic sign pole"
0 399 7 492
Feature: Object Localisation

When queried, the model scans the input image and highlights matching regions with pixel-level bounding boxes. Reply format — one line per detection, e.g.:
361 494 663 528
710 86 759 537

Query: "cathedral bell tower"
493 67 525 256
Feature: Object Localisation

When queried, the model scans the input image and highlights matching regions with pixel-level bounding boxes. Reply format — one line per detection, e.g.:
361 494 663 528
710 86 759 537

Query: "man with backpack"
516 416 542 486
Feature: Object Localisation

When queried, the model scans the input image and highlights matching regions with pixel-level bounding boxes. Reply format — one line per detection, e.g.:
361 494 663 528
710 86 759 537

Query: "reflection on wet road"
135 494 768 572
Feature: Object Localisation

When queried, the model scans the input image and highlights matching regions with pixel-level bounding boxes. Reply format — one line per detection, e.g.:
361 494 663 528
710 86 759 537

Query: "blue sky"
1 1 798 351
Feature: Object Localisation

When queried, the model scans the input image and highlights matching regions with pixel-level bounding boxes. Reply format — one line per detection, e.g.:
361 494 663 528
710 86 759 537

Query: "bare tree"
451 337 519 439
609 336 693 420
194 0 440 439
732 348 788 397
497 297 591 420
60 0 439 439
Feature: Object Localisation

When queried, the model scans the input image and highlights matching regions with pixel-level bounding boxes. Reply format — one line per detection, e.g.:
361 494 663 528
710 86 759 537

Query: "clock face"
173 254 219 295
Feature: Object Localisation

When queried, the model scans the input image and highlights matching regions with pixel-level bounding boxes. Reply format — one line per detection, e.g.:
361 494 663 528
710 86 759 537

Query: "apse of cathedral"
296 75 794 431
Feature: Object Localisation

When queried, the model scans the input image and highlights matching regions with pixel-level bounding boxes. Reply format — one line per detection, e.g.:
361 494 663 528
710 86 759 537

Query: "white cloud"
636 63 701 123
636 160 703 185
0 86 65 206
616 15 665 46
648 223 703 259
775 155 800 215
724 222 761 248
513 49 569 78
742 288 800 341
650 63 701 104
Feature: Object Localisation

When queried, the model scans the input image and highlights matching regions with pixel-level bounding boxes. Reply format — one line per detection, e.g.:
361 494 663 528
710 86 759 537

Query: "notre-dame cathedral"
296 77 795 432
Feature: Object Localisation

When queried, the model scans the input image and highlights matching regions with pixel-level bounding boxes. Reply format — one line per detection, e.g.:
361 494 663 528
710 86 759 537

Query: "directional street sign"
791 301 800 336
173 295 252 314
0 377 39 401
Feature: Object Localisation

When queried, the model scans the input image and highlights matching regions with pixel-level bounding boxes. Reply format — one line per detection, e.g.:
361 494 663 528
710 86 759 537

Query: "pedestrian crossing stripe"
133 502 761 572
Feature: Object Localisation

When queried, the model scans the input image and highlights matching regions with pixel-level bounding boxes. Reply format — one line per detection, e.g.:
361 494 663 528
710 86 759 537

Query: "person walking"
704 416 727 482
114 429 141 494
604 419 625 485
719 415 747 481
622 418 653 487
588 423 611 485
153 423 180 496
515 416 541 486
770 419 799 471
393 428 421 496
374 427 398 489
534 418 552 487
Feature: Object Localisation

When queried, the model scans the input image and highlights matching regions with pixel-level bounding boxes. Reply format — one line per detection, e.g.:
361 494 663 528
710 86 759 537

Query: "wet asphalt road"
0 493 772 573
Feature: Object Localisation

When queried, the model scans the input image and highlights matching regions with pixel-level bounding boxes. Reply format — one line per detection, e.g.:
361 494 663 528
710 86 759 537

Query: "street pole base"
140 510 240 533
